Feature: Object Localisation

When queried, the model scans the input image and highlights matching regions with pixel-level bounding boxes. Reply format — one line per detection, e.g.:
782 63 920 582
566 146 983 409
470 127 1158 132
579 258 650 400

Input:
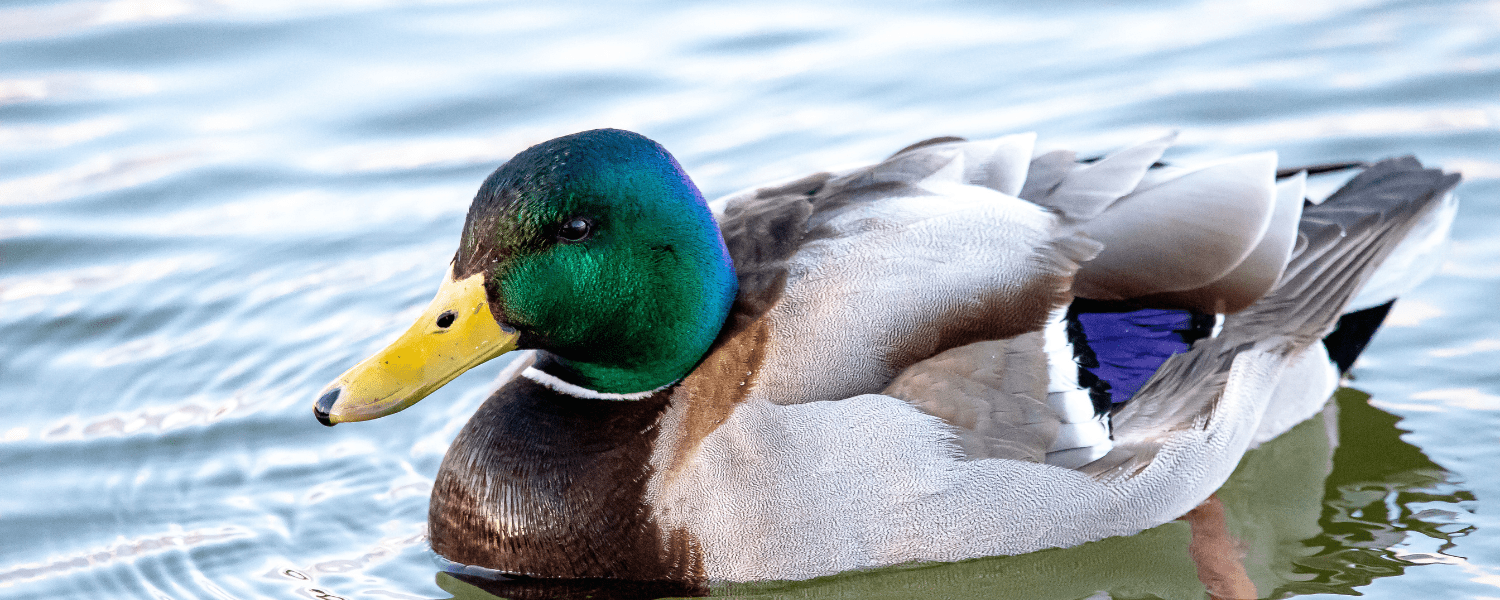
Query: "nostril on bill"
314 388 340 426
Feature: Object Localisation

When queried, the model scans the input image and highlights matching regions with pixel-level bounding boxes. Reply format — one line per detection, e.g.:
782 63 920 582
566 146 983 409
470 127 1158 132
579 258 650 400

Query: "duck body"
316 129 1459 584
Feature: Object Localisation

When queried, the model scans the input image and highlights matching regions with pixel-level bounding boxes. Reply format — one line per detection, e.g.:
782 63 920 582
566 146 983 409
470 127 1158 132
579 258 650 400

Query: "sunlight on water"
2 0 1498 598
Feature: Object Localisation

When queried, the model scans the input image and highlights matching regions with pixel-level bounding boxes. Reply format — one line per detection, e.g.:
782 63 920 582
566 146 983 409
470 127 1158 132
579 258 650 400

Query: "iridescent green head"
453 128 738 394
314 129 736 424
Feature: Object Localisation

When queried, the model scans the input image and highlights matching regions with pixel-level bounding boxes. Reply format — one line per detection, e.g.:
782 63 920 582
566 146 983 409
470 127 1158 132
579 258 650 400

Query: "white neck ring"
520 367 673 401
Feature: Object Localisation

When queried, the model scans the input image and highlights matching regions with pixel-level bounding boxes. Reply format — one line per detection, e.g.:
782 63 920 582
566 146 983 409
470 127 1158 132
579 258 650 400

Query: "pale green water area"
2 0 1499 598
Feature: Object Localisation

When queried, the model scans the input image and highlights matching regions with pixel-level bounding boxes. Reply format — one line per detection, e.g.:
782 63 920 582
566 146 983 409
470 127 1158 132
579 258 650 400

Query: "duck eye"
557 218 593 242
435 311 456 328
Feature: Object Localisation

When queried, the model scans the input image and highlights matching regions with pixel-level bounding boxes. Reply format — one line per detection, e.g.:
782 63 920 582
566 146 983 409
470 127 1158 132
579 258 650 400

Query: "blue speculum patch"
1067 301 1214 411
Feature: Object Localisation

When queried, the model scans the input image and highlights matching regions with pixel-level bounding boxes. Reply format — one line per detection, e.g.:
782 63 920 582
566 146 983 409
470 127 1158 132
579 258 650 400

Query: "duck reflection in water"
437 571 707 600
1182 495 1258 600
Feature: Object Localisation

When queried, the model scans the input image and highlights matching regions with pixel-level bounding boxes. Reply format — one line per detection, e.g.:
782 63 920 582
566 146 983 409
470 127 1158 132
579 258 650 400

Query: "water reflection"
439 572 707 600
1282 388 1474 596
427 388 1472 600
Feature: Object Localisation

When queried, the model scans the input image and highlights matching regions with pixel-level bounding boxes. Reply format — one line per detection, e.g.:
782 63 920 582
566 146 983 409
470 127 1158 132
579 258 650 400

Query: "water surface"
2 0 1498 598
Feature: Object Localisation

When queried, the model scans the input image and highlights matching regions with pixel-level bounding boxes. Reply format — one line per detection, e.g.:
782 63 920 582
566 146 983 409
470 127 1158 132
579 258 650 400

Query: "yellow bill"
314 268 519 425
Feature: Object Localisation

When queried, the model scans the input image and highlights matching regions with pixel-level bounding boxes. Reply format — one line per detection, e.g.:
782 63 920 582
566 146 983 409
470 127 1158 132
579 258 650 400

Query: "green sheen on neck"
459 129 738 395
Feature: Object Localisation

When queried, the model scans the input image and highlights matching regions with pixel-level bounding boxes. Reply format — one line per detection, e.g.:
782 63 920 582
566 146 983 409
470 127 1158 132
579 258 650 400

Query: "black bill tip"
314 388 340 427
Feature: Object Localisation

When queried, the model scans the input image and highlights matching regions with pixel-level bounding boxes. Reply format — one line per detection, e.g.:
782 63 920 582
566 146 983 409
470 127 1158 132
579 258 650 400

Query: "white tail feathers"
1347 190 1459 312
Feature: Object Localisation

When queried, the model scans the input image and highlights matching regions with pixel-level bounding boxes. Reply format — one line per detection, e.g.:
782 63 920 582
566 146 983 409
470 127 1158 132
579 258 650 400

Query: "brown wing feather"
882 334 1059 462
716 172 830 337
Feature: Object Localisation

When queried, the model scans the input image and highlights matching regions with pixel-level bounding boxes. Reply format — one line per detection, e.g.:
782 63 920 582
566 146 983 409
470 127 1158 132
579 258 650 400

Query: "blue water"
2 0 1498 598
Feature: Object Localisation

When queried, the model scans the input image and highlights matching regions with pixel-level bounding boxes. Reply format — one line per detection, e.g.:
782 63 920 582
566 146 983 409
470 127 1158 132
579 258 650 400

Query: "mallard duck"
312 129 1459 584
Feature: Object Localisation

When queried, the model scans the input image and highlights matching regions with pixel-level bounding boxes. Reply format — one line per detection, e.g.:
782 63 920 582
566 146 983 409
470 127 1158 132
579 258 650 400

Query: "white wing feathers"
951 132 1036 196
1065 151 1280 309
721 133 1303 463
1139 170 1306 313
1024 132 1177 221
920 132 1291 312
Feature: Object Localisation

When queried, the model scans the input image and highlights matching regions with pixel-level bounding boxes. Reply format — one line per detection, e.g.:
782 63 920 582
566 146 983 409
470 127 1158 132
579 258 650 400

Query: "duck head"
315 129 738 425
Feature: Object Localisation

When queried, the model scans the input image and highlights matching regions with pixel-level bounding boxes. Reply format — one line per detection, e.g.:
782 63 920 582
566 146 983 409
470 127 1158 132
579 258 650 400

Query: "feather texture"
430 131 1459 583
1071 152 1280 305
647 142 1459 580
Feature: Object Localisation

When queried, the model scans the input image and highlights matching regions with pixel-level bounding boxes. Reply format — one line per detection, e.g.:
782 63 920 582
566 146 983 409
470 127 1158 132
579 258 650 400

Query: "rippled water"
2 0 1498 598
